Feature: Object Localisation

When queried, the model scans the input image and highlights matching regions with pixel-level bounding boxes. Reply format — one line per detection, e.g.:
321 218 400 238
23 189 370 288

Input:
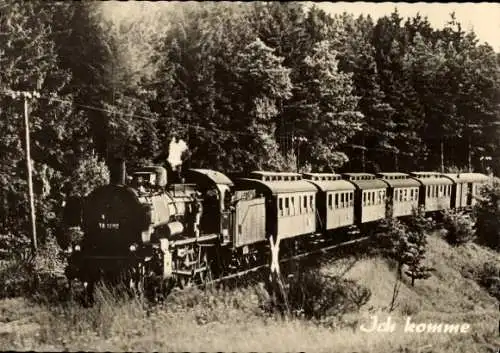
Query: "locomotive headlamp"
74 245 81 252
129 244 137 252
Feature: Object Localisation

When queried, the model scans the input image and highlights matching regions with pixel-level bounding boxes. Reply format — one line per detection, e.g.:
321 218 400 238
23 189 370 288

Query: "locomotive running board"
170 233 219 247
172 267 207 276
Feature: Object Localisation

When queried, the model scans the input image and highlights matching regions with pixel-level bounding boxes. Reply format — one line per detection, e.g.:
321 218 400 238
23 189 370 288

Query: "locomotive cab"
184 169 234 243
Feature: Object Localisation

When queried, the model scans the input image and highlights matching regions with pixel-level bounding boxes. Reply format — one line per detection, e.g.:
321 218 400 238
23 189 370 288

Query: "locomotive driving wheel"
173 242 211 289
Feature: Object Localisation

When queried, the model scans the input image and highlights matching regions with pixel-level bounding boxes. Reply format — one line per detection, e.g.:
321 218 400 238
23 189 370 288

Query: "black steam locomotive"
61 161 490 301
62 162 247 300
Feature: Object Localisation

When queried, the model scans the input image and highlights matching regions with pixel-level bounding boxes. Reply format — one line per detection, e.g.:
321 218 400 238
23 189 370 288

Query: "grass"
0 233 498 352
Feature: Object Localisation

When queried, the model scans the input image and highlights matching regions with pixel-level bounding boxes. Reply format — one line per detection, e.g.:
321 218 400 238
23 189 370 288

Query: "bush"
477 262 500 301
474 177 500 251
441 209 476 245
268 268 371 321
0 234 65 299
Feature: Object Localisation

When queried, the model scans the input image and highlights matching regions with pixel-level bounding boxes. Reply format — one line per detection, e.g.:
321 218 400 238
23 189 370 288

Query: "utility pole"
467 134 472 172
8 90 40 255
293 136 307 172
24 95 37 254
440 139 444 173
466 123 480 173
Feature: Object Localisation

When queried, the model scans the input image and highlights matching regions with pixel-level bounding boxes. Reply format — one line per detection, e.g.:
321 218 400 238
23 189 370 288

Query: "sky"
100 1 500 51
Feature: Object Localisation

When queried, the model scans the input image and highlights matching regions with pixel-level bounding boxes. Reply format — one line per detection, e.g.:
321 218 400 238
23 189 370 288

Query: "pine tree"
289 40 363 171
336 14 396 172
372 11 427 171
403 207 435 286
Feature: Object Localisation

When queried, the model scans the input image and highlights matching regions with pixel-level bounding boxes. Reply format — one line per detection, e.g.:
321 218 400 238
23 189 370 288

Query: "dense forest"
1 1 499 243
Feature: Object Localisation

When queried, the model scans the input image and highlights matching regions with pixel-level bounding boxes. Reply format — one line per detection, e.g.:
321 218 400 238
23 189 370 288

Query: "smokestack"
109 158 126 185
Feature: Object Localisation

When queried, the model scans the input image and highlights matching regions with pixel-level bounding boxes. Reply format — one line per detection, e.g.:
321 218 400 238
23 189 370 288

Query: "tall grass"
0 233 498 352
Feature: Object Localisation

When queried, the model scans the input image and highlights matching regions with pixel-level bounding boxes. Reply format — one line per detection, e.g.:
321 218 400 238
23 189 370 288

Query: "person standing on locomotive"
193 192 203 239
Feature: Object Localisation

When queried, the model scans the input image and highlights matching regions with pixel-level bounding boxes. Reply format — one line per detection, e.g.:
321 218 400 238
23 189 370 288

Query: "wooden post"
361 137 366 172
467 134 472 172
361 148 365 172
24 95 37 254
440 140 444 173
269 234 281 276
296 140 299 172
268 234 289 314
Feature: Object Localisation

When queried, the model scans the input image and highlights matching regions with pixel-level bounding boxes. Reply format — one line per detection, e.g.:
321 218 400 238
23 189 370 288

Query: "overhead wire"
0 88 275 138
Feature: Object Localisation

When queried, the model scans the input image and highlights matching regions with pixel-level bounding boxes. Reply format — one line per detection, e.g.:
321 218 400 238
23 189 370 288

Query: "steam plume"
167 137 188 169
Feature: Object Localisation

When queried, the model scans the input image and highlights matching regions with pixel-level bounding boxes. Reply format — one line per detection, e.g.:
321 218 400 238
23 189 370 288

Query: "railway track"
63 234 371 305
172 235 371 294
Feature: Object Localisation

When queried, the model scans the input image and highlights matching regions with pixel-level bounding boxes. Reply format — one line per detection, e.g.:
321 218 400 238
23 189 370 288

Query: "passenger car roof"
303 173 355 192
376 172 421 188
342 173 387 190
236 178 317 195
441 173 489 183
409 172 453 186
249 171 303 182
185 169 233 186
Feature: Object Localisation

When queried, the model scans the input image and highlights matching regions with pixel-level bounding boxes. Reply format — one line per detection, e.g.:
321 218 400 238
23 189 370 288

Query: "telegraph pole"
440 139 444 173
24 94 37 254
7 90 40 255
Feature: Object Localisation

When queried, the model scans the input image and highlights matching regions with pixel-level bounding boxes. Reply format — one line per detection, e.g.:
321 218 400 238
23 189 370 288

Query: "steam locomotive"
61 161 490 301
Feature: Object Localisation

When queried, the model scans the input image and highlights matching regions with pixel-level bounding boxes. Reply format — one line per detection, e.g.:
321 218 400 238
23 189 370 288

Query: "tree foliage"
474 178 500 251
375 209 435 287
0 1 78 242
441 208 476 246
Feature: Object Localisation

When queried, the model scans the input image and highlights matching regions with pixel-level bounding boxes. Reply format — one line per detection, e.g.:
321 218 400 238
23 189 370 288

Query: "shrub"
267 268 371 321
477 262 500 301
474 177 500 251
0 234 65 299
441 209 476 245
